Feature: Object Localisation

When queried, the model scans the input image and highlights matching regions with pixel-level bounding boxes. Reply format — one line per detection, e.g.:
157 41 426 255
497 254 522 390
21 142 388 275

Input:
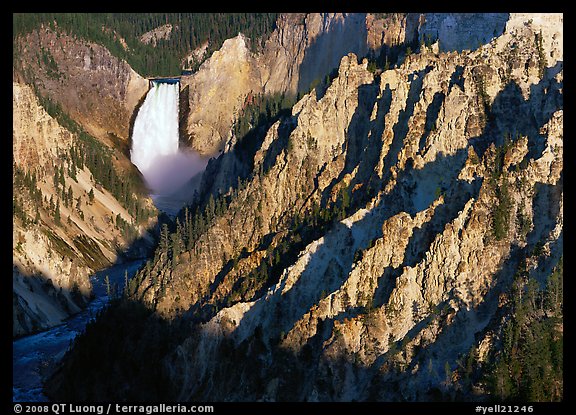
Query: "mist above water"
131 81 207 214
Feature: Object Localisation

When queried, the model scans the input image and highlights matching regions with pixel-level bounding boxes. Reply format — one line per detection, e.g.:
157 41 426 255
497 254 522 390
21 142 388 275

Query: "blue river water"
12 259 145 402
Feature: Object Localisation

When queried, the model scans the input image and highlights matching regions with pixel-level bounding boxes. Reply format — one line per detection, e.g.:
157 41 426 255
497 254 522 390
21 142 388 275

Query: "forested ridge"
13 13 278 77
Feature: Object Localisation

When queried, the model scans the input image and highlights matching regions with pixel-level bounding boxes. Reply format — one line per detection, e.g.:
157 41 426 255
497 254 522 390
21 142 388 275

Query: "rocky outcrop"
506 13 563 67
180 34 261 156
366 13 419 52
140 24 174 46
12 78 155 337
261 13 370 95
181 13 413 157
418 13 509 52
161 13 562 401
13 82 75 170
182 41 209 70
47 13 563 402
14 25 148 144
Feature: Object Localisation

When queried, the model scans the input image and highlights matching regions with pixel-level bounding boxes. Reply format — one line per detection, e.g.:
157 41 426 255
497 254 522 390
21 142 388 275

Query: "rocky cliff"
418 13 510 52
46 13 562 402
180 34 261 155
13 26 156 337
13 82 90 336
180 13 417 158
14 24 148 145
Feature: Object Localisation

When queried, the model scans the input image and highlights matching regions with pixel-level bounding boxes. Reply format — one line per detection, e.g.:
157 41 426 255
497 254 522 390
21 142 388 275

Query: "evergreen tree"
160 223 170 256
170 232 181 266
67 185 73 207
405 46 412 59
59 165 66 187
206 194 216 221
53 168 60 189
69 161 77 182
259 261 269 283
54 199 61 225
215 197 225 217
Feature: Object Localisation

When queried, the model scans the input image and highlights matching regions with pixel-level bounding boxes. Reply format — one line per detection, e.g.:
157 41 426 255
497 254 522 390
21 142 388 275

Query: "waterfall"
131 81 207 214
131 81 180 183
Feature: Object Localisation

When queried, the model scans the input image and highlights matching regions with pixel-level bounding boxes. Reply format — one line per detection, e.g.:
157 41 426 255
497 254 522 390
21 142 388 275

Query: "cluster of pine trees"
13 82 156 246
232 91 297 163
486 258 563 401
13 13 278 77
32 87 155 228
488 133 532 242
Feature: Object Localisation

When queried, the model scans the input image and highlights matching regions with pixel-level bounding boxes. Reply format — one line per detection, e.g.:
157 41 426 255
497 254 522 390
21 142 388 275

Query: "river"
12 259 146 402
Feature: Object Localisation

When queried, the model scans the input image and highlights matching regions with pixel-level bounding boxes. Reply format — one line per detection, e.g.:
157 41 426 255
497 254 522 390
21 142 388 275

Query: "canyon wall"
181 13 419 158
13 27 156 337
14 24 149 145
164 14 563 400
46 13 563 401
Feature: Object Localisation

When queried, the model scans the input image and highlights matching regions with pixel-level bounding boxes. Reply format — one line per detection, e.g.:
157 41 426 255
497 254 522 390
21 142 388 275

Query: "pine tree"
61 186 67 207
545 258 563 314
206 194 216 221
536 30 546 78
69 159 77 182
405 46 412 59
59 165 66 187
53 168 60 189
67 185 73 207
215 196 225 216
260 261 269 283
54 199 61 225
444 361 452 385
160 223 170 256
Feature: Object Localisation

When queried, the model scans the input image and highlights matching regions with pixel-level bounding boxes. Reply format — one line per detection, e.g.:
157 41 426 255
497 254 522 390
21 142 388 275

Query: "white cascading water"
131 81 207 214
131 81 179 177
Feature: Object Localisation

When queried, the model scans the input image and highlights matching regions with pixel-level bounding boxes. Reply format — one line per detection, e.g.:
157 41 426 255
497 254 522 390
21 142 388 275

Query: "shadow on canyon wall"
44 55 563 403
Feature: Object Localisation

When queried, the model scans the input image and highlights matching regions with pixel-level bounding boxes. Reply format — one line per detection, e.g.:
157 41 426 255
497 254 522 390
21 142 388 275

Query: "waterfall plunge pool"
131 80 208 216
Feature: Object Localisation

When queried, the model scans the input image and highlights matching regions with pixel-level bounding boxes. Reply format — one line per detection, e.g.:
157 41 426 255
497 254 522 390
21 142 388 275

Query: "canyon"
13 13 563 404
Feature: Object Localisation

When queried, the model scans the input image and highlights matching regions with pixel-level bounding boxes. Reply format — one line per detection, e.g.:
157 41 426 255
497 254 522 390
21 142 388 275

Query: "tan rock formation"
14 25 148 144
180 34 260 156
140 24 174 47
13 76 154 336
45 13 563 402
181 13 400 157
150 14 562 401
